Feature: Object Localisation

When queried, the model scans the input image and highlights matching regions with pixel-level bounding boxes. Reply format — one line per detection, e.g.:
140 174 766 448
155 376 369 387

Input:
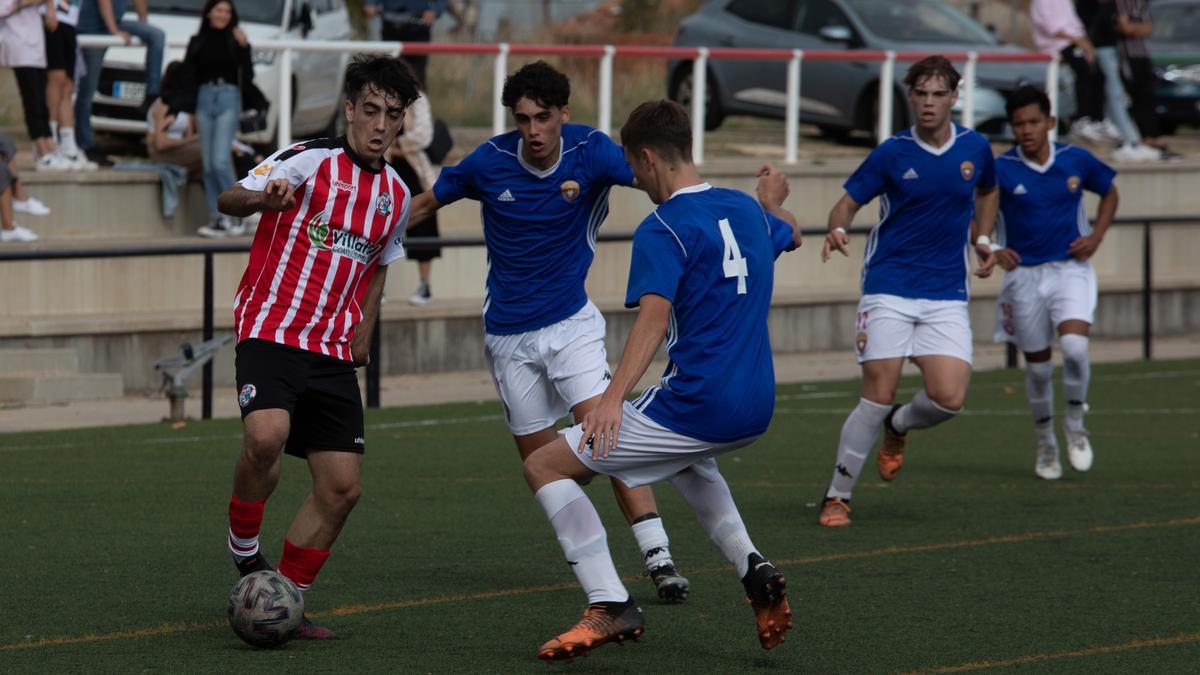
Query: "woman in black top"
183 0 253 237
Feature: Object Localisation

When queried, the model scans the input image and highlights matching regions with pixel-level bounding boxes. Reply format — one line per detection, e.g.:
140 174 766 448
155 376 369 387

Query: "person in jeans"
1030 0 1103 141
181 0 252 237
1 0 70 170
74 0 165 165
1076 0 1161 161
0 134 43 242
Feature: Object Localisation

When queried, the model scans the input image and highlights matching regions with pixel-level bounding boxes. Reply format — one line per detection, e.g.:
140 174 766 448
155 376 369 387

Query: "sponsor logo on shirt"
1067 176 1081 193
239 383 256 408
902 168 919 180
306 213 382 264
252 163 273 177
560 180 580 202
497 189 516 202
960 161 975 180
376 192 392 216
333 180 355 193
1013 183 1028 195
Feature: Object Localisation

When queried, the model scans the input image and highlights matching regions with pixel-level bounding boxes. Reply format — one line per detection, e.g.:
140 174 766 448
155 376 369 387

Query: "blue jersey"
996 143 1116 266
845 125 996 301
433 124 634 335
626 184 796 443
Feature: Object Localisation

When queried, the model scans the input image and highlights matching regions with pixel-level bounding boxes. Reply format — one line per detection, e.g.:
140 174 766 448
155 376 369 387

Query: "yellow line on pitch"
900 631 1200 673
2 516 1197 651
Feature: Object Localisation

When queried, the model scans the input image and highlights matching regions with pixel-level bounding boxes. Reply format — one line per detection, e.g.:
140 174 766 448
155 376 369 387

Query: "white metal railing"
76 36 1059 162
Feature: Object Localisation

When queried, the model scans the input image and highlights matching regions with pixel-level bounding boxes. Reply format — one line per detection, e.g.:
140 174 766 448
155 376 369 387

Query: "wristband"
833 227 847 236
975 235 1002 252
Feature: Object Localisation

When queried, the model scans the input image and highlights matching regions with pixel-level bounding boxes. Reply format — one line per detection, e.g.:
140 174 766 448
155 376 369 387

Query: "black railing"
1 216 1195 417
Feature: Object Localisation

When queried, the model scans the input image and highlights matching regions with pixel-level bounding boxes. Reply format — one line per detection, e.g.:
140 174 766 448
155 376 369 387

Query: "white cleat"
1034 439 1062 481
1065 428 1093 472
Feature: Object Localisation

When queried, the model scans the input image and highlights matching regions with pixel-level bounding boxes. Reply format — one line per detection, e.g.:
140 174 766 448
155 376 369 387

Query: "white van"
90 0 352 144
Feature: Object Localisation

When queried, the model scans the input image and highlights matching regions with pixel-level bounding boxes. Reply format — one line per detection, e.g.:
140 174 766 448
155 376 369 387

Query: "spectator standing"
75 0 165 166
0 134 42 241
362 0 444 87
44 0 97 169
1114 0 1179 158
1 0 71 170
384 89 439 304
1030 0 1104 141
181 0 253 238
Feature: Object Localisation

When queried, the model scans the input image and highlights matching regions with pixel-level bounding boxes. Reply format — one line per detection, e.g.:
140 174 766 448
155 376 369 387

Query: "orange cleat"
818 497 852 527
741 554 793 650
877 405 907 481
536 599 644 662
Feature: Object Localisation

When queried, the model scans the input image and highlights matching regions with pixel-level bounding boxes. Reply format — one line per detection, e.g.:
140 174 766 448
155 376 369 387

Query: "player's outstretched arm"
577 294 671 460
1069 184 1119 261
350 266 388 366
218 180 296 217
406 191 441 229
822 193 860 262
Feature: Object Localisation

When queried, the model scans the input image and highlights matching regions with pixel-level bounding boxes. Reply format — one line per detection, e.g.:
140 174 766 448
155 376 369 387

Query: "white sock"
49 121 59 143
1025 360 1056 444
227 529 260 558
891 389 960 434
630 516 673 571
827 398 890 500
669 468 757 578
59 128 79 156
535 479 628 605
1060 334 1090 432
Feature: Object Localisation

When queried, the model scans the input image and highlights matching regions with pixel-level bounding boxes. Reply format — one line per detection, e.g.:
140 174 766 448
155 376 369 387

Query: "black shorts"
45 24 78 74
235 339 365 458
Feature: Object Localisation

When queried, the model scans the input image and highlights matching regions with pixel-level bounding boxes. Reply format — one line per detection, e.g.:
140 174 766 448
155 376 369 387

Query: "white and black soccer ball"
227 570 304 648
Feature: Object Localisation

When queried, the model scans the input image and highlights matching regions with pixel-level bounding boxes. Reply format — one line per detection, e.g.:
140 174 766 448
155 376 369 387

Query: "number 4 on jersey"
718 218 748 294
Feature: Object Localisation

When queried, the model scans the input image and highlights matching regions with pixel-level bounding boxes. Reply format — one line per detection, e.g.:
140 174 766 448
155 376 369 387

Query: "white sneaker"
1034 439 1062 481
408 281 431 306
0 224 38 242
1100 119 1122 140
34 153 74 172
13 197 50 216
1065 428 1093 472
196 218 229 238
223 215 246 237
60 151 98 171
1113 143 1160 163
1070 118 1105 142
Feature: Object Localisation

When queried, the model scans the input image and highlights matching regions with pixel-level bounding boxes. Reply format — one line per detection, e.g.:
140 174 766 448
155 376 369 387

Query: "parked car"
668 0 1074 138
90 0 351 145
1148 0 1200 134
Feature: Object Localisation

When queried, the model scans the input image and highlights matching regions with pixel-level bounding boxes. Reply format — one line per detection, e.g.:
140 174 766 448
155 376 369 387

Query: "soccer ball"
227 570 305 648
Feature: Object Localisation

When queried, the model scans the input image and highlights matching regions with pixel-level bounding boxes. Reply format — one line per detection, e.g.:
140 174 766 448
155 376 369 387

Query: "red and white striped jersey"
233 137 410 361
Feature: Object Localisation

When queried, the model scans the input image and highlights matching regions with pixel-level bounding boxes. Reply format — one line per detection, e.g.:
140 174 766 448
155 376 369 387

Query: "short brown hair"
620 99 692 164
904 55 961 91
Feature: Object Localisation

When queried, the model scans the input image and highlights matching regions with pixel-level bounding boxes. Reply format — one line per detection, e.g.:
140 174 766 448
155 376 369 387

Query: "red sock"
228 495 265 557
277 539 331 592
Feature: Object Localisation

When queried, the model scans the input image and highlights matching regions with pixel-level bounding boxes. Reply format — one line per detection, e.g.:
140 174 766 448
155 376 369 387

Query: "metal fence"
76 36 1058 163
2 216 1193 419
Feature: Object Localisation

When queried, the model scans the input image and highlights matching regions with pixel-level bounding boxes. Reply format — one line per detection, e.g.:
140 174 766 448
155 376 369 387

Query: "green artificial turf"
1 359 1197 673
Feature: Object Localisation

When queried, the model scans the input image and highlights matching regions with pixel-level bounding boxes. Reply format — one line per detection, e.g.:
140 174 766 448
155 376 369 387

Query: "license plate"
113 80 146 102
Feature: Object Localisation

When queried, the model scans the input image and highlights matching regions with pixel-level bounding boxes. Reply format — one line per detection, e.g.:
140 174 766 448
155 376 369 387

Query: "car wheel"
818 124 851 141
669 65 724 131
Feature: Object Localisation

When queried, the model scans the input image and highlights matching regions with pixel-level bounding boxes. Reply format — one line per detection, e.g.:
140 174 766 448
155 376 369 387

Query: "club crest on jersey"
375 192 392 216
239 383 256 408
252 163 273 177
960 161 975 180
306 212 382 264
1067 176 1081 193
560 179 581 202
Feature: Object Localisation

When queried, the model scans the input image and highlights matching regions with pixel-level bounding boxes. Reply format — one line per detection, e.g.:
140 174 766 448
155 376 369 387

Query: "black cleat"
647 563 690 602
234 549 274 577
741 553 793 650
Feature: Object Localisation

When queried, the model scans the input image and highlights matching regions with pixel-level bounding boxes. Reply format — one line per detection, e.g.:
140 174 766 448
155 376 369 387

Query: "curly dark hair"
343 54 420 110
1005 84 1052 120
620 99 692 164
903 55 961 91
501 61 570 110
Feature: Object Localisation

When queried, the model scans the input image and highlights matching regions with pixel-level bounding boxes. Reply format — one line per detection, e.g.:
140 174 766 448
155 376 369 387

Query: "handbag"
425 118 453 164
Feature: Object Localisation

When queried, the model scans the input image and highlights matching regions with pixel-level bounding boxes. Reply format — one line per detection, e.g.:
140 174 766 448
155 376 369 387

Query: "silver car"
668 0 1074 138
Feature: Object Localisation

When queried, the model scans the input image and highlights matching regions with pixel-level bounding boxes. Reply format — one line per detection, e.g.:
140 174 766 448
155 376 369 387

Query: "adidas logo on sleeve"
497 189 516 202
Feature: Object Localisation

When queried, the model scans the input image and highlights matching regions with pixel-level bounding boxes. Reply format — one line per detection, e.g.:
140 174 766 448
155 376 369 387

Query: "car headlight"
1162 64 1200 83
252 49 276 66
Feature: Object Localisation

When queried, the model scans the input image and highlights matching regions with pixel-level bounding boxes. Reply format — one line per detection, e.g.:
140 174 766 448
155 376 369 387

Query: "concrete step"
16 171 210 239
0 348 80 375
0 373 125 405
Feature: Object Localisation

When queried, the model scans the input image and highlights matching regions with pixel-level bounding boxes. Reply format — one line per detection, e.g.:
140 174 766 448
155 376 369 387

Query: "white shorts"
484 301 610 436
993 259 1097 353
854 294 973 365
561 401 758 488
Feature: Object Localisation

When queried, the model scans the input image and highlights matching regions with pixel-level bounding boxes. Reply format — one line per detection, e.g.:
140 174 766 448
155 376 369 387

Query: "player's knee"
317 478 361 515
240 434 285 471
928 390 966 413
